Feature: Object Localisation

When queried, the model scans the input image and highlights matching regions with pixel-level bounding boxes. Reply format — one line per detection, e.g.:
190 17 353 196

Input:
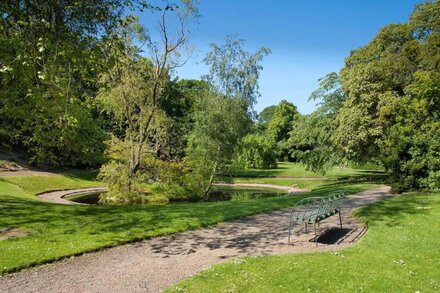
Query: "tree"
203 36 271 115
267 100 299 160
256 105 277 132
187 36 271 196
187 93 251 196
0 0 134 165
97 3 197 200
333 0 440 191
287 72 345 174
235 133 277 169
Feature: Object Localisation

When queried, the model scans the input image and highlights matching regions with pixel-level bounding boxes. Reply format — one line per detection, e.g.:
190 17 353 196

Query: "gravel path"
37 188 108 205
213 182 308 193
0 186 392 293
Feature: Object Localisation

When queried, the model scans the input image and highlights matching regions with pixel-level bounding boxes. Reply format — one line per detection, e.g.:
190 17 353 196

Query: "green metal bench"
288 193 346 245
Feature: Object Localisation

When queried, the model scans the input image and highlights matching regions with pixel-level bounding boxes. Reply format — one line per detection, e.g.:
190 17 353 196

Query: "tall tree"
334 0 440 191
203 35 271 115
97 3 197 200
267 99 299 160
257 105 277 132
188 36 271 196
288 73 345 173
0 0 158 166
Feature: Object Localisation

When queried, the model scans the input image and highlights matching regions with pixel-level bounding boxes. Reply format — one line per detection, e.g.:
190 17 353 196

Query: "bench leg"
288 220 292 243
314 223 317 246
339 211 343 229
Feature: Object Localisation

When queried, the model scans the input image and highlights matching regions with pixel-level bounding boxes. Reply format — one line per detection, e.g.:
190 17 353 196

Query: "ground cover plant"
169 192 440 292
0 170 377 274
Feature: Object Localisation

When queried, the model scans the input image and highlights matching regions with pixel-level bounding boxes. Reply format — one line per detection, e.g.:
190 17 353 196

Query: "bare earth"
0 186 392 293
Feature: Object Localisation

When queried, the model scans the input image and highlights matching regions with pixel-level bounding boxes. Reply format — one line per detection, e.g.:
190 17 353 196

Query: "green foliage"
287 73 345 174
0 0 136 166
334 1 440 191
98 137 202 204
187 92 251 195
158 79 209 159
203 36 271 113
256 105 277 131
267 100 299 160
188 37 270 196
234 134 277 169
288 113 343 174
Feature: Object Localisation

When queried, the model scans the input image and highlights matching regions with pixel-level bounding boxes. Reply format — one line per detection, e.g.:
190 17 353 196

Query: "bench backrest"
290 193 345 222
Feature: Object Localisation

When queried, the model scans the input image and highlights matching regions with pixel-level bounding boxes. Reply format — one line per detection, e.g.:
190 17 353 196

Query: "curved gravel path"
213 182 308 193
0 186 392 293
37 187 108 205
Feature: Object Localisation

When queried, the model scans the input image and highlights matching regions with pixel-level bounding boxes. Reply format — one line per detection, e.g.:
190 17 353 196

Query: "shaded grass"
168 192 440 292
0 175 377 274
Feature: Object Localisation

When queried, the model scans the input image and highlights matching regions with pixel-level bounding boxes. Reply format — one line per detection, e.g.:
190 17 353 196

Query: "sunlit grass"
168 193 440 292
227 162 385 179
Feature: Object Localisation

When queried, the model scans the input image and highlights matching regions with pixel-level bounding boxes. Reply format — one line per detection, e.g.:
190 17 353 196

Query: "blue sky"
142 0 421 114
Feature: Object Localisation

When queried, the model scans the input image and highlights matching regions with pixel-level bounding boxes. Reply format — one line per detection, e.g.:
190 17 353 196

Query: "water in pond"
66 192 103 204
208 187 285 201
66 188 286 205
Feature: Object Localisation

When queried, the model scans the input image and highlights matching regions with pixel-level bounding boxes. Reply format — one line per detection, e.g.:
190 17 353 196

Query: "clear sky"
142 0 422 114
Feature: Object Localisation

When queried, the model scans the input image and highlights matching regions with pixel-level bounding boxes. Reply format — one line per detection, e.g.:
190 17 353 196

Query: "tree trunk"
203 145 221 198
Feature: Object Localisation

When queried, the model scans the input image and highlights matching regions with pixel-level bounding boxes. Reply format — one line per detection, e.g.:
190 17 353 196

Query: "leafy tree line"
284 0 440 192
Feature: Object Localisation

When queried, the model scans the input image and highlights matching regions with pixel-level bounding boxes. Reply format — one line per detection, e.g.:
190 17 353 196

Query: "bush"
98 137 203 204
235 134 277 169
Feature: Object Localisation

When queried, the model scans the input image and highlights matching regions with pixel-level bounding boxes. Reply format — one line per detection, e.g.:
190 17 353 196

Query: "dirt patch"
0 227 33 241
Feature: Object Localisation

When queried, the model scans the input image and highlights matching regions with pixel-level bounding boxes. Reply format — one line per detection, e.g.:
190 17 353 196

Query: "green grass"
227 162 385 178
211 185 286 194
0 174 377 274
168 192 440 292
218 176 333 190
1 171 103 195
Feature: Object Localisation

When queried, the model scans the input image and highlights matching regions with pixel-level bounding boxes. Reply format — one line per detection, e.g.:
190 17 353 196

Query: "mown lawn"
0 173 377 274
227 162 385 178
168 192 440 292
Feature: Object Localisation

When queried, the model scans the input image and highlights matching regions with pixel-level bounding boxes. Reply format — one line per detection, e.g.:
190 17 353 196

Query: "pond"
65 186 287 205
208 186 286 201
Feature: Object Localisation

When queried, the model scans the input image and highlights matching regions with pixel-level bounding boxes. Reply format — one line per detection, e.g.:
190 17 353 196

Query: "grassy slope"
0 172 377 274
1 171 103 195
168 192 440 292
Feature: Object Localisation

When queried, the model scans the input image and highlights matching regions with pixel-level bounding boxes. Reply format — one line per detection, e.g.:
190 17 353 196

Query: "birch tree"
98 3 197 202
